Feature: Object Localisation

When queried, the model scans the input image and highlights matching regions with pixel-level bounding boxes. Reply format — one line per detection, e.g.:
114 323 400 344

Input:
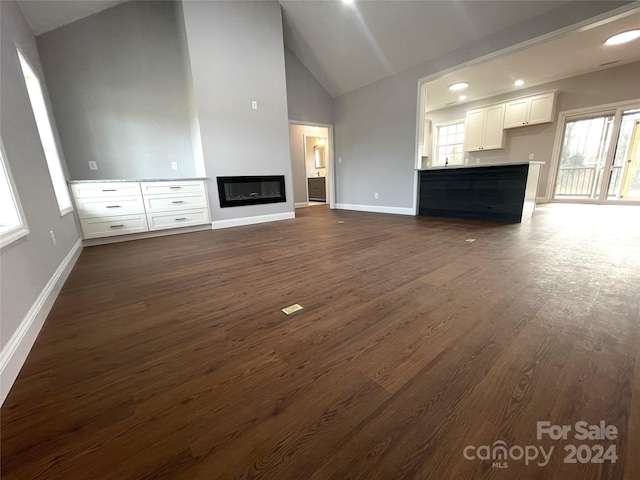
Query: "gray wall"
289 124 328 204
0 0 81 349
332 1 632 209
180 0 294 221
284 47 333 125
37 1 196 180
425 61 640 199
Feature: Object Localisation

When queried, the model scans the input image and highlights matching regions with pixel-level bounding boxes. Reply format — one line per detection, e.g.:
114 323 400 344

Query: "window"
17 49 73 215
0 138 29 248
433 121 465 166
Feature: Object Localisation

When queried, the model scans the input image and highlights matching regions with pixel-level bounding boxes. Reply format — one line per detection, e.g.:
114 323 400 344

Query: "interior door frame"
546 98 640 205
302 132 329 204
289 120 335 209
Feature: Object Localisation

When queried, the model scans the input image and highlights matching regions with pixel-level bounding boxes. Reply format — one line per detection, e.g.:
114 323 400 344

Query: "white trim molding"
294 202 309 208
211 211 295 230
336 203 415 216
0 238 83 405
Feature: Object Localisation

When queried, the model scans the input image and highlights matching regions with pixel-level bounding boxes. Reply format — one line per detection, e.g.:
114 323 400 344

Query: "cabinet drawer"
144 193 207 213
140 181 204 195
71 182 141 198
146 209 209 231
76 196 145 219
80 214 149 239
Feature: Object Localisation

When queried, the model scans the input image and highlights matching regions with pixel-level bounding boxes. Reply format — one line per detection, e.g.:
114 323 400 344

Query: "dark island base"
418 163 538 224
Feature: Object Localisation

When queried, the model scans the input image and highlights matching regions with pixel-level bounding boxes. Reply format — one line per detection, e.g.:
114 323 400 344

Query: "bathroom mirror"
314 144 326 169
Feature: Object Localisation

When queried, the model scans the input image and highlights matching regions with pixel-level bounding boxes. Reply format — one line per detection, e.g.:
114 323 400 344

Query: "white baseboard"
212 211 295 229
536 196 548 204
295 202 309 209
335 203 415 216
0 238 83 406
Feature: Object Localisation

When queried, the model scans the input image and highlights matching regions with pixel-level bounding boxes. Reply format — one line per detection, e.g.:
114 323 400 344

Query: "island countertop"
416 160 544 171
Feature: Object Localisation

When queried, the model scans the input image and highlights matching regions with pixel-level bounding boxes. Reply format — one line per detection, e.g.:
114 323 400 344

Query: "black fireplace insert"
216 175 286 208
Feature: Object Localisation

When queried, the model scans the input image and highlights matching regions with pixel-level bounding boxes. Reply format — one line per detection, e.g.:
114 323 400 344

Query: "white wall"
1 0 82 402
180 0 294 222
36 1 196 180
425 61 640 199
332 1 632 210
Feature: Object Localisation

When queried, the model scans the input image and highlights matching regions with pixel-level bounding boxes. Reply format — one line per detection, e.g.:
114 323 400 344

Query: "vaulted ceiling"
17 0 635 100
280 0 572 97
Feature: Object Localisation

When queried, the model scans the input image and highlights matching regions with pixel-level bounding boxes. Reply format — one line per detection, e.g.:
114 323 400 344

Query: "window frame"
432 119 466 167
0 138 30 249
16 47 73 217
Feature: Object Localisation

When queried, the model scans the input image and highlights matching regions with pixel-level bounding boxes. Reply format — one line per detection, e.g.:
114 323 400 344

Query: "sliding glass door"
607 109 640 201
553 105 640 204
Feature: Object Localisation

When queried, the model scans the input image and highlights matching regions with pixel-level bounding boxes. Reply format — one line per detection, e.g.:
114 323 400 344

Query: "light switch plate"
171 162 178 170
251 100 258 110
88 161 98 170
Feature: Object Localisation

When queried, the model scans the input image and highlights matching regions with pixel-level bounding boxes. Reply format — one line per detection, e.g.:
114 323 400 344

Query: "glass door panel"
554 114 614 200
607 109 640 201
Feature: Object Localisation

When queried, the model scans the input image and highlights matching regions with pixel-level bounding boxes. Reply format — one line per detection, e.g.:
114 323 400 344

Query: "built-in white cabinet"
503 92 555 129
140 180 210 231
464 104 505 152
70 179 210 239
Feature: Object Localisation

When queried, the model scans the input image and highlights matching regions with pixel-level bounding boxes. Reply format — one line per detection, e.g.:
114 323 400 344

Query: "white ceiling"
424 10 640 112
17 0 127 36
15 0 635 103
280 0 571 97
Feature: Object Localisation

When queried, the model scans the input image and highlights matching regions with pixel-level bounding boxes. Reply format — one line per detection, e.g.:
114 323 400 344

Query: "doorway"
552 104 640 204
288 122 334 209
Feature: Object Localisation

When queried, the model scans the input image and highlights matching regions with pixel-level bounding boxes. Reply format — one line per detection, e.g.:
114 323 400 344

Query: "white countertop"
416 161 544 171
68 177 208 184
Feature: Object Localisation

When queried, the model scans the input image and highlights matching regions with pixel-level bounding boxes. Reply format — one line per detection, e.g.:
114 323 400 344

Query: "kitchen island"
417 161 543 223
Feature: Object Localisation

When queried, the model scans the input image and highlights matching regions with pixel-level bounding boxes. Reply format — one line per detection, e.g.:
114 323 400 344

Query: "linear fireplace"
216 175 286 208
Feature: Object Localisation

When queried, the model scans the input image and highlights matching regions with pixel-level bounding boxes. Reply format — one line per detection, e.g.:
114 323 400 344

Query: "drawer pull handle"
175 217 187 221
102 189 117 192
106 205 121 208
110 224 125 228
169 186 182 189
172 201 185 204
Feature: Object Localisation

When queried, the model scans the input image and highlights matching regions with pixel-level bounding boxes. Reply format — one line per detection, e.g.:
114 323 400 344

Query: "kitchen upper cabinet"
464 104 505 152
503 92 555 128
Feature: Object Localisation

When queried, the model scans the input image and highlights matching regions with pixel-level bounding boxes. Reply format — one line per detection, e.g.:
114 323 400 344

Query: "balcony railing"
555 165 623 198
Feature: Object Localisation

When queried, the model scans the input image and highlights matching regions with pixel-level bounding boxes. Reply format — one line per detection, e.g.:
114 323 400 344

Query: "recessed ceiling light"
605 30 640 45
449 82 469 91
459 95 467 101
514 79 524 86
342 0 354 4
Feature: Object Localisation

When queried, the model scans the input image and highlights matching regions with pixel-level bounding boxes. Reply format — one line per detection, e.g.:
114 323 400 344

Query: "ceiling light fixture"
514 79 524 86
342 0 354 4
449 82 469 91
459 95 467 101
605 30 640 45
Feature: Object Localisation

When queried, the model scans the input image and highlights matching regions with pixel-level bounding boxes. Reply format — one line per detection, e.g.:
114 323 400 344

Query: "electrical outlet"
88 161 98 170
529 153 535 160
171 162 178 170
251 100 258 110
338 157 342 163
50 230 57 246
374 192 379 199
476 159 480 164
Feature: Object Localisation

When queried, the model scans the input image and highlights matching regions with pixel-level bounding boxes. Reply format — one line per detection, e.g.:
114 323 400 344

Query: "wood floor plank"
2 204 638 479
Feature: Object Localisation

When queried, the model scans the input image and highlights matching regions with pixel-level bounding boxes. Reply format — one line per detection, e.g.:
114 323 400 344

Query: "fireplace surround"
216 176 286 208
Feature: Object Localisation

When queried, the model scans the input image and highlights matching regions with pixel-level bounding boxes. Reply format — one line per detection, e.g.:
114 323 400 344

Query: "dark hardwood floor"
2 204 639 479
